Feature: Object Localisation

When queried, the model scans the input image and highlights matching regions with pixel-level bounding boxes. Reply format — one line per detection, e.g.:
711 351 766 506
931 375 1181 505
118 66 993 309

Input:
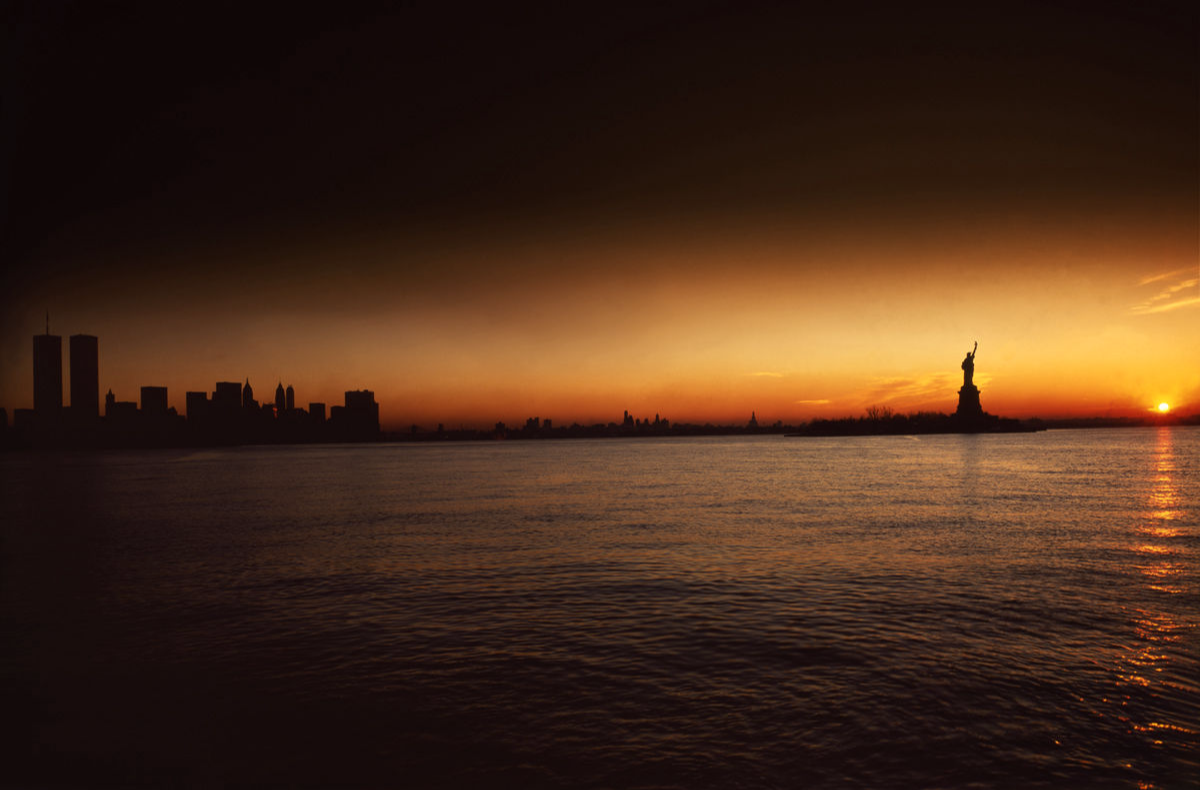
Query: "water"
2 428 1197 788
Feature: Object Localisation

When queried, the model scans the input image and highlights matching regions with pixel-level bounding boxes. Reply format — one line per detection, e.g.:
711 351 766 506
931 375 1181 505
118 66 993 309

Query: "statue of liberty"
961 341 977 388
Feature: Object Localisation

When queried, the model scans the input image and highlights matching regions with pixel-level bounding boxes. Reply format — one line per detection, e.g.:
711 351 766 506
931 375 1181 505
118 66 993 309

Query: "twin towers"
32 318 97 422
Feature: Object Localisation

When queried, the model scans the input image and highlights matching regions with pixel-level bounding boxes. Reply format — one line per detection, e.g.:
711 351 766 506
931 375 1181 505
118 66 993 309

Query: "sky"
3 0 1197 429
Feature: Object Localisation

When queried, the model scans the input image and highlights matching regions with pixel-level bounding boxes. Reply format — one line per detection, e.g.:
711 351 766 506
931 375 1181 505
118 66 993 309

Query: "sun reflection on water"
1109 427 1198 782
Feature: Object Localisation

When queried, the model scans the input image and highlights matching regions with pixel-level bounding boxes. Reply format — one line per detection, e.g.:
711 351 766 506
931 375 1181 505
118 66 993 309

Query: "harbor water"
2 428 1197 788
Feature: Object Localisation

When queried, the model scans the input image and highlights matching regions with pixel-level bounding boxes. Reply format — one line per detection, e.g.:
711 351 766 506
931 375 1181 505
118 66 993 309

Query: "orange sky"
3 204 1196 429
3 3 1196 429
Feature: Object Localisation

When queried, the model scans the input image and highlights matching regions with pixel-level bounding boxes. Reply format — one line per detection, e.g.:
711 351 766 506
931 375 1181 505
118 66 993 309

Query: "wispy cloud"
1132 269 1200 315
865 373 957 404
1134 295 1200 315
751 371 784 378
794 398 830 405
1139 267 1195 286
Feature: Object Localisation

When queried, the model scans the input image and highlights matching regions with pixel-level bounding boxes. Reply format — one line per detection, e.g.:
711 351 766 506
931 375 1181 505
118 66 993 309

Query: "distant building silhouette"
242 379 255 410
140 386 168 417
69 334 99 420
105 389 137 423
211 381 238 409
213 382 243 431
275 382 286 415
332 389 379 439
309 402 326 423
186 391 209 422
285 384 294 412
211 382 237 405
13 408 34 432
33 329 62 420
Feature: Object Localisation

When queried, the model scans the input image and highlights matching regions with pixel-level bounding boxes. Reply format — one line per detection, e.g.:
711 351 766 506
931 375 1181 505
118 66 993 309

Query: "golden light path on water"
1111 427 1198 786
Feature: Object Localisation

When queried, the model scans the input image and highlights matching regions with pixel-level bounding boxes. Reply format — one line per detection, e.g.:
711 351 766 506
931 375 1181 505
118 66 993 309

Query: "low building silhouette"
140 386 168 417
331 390 379 440
186 391 209 422
105 390 138 424
13 408 35 433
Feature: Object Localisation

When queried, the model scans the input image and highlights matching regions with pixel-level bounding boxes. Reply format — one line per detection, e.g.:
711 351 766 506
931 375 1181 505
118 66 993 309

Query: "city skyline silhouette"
6 323 1194 450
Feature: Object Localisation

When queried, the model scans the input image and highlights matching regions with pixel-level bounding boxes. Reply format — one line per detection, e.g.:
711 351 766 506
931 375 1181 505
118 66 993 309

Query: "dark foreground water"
2 428 1197 788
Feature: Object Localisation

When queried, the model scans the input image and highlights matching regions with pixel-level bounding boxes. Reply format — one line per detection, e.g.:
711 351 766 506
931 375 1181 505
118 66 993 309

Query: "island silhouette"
788 341 1040 436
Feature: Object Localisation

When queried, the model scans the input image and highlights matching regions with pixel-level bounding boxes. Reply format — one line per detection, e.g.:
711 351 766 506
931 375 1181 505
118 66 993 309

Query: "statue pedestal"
956 385 982 419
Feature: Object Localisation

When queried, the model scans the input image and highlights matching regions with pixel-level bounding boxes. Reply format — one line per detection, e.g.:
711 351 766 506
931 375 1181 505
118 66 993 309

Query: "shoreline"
3 415 1196 452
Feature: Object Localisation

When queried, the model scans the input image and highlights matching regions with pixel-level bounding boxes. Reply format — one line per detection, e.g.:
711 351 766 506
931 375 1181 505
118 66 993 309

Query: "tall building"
274 382 286 414
33 330 62 419
242 379 255 409
69 334 99 419
285 384 295 412
140 386 168 416
213 382 242 413
185 391 209 422
337 389 380 438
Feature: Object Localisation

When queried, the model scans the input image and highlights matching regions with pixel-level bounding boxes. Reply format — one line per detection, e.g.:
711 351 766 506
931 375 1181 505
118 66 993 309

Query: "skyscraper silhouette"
285 384 294 412
186 391 209 423
69 334 99 419
33 324 62 420
140 386 168 416
275 382 285 414
336 389 380 439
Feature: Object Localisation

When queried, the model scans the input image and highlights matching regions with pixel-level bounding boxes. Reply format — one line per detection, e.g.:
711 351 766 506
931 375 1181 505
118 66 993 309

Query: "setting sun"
1158 402 1171 413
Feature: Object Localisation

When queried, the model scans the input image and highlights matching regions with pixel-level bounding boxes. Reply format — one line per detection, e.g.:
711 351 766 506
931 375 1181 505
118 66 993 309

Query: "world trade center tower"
70 334 99 419
33 330 62 418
